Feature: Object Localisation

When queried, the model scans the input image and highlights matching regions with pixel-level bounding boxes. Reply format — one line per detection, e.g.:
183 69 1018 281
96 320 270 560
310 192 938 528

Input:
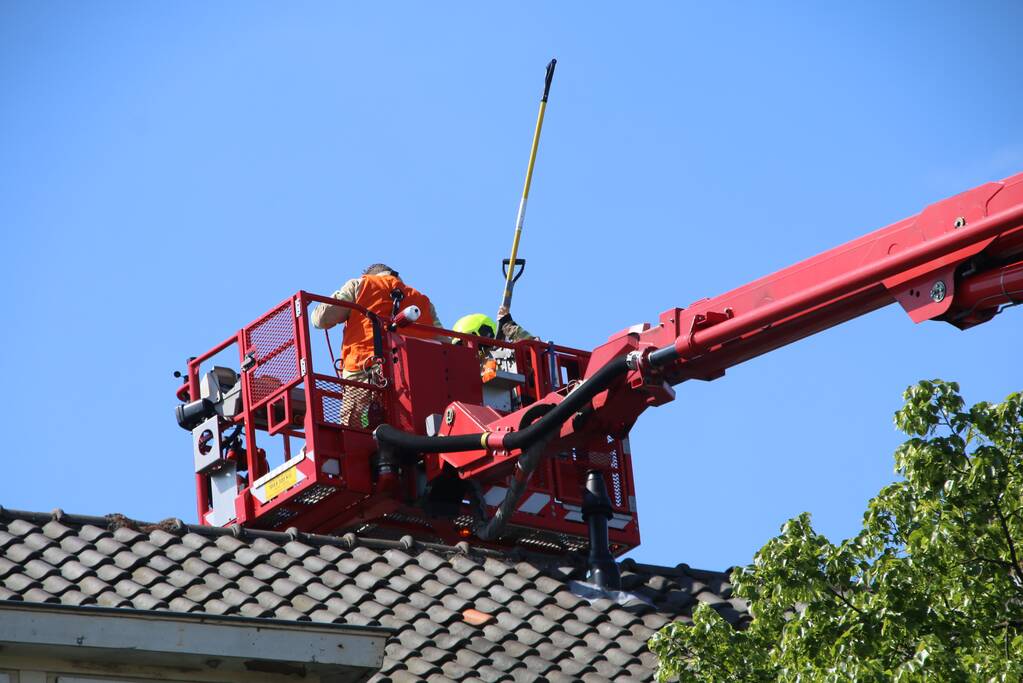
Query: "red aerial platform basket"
176 292 641 555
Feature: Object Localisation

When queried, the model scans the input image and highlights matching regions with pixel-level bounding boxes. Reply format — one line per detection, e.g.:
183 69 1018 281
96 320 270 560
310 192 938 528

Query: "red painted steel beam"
649 175 1023 370
667 286 890 382
665 257 1019 381
681 201 1023 356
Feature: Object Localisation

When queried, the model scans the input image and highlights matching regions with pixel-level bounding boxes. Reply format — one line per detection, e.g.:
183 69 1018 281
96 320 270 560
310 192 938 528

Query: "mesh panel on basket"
313 377 384 430
316 378 344 424
321 395 343 424
340 384 372 429
584 451 614 468
338 384 385 430
250 345 298 405
315 378 343 393
246 303 298 406
247 304 295 361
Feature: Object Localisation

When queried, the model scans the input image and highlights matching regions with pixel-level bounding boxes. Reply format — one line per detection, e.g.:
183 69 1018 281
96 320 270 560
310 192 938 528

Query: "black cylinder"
175 398 216 431
648 343 679 368
582 470 621 591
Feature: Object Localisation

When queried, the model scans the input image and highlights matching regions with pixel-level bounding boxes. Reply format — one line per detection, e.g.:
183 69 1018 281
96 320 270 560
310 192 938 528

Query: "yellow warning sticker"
265 466 298 501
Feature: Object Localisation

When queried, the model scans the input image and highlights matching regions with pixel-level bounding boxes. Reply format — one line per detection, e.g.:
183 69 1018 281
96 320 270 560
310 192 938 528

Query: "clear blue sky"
2 2 1020 571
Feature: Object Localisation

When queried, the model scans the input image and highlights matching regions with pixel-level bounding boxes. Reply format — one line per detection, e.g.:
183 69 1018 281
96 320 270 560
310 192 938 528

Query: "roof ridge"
0 506 589 571
0 506 443 552
620 557 736 579
0 506 731 579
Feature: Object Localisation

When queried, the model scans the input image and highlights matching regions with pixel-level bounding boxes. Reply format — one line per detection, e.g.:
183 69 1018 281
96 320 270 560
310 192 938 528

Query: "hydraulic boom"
178 172 1023 556
376 173 1023 471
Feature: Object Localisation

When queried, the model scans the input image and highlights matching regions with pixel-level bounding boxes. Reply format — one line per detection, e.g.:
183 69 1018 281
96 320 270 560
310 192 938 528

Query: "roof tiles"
0 508 747 681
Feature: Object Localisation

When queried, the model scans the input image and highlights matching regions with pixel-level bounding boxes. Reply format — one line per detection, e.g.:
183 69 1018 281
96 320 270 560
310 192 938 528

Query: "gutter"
0 601 391 681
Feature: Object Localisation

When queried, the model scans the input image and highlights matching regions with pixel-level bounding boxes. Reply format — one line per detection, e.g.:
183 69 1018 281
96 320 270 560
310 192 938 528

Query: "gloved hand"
496 306 513 329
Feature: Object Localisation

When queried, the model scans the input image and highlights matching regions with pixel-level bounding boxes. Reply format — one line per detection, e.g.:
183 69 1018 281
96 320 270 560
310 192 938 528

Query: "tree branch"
993 499 1023 587
827 585 865 616
995 619 1023 629
962 554 1017 570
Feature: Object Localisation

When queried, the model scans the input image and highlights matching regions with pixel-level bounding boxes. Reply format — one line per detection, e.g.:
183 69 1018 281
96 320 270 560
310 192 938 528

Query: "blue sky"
1 2 1020 571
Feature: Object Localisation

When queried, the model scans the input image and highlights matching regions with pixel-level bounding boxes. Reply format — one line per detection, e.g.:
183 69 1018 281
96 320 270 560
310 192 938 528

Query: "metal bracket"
692 308 734 330
205 464 238 526
677 308 734 359
193 415 226 473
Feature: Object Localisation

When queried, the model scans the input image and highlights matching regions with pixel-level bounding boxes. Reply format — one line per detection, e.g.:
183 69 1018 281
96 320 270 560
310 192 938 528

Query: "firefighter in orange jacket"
312 263 446 427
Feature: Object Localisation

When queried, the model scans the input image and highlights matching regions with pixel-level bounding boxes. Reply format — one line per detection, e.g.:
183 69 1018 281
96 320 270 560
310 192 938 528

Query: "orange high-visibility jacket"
342 274 436 372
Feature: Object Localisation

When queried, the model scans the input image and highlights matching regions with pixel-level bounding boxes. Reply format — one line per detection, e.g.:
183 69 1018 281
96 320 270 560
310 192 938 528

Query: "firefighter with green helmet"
452 308 533 344
452 313 498 340
452 309 534 381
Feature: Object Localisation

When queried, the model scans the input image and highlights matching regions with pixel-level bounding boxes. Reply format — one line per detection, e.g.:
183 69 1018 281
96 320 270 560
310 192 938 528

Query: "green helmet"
452 313 497 341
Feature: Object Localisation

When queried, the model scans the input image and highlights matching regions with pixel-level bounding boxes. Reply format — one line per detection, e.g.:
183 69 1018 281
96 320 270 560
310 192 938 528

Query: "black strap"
390 288 405 317
369 313 385 361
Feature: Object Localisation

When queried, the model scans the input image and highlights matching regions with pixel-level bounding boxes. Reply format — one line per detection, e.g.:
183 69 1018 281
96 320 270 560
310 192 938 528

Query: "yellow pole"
501 58 556 312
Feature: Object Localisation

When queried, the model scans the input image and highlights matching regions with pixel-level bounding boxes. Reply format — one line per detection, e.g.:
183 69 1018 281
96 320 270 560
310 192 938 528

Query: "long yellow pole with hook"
500 58 556 312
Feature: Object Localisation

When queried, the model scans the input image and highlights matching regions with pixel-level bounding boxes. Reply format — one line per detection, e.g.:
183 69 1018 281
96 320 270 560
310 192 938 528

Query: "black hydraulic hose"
476 434 553 541
506 356 628 449
373 356 631 454
647 343 678 368
374 428 484 453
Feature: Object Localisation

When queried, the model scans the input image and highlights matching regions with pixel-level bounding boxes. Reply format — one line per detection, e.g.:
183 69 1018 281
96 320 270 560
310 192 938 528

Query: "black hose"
647 343 678 368
476 434 553 541
373 356 631 454
374 429 484 453
505 356 629 449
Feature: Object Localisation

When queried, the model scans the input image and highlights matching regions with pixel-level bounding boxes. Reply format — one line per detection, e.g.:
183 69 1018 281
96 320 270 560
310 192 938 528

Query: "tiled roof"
0 508 748 682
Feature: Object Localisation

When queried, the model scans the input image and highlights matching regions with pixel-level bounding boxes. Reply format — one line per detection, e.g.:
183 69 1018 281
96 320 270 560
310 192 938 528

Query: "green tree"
650 381 1023 682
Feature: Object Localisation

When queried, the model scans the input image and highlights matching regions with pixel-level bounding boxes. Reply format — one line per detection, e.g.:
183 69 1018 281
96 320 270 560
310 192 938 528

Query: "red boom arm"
426 172 1023 479
636 173 1023 379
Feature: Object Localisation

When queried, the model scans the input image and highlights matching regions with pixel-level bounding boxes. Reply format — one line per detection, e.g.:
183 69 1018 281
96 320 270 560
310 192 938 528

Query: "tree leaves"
650 381 1023 682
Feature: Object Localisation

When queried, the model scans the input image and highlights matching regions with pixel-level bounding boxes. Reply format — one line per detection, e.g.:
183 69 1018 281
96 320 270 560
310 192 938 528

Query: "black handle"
502 258 526 284
542 59 557 102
